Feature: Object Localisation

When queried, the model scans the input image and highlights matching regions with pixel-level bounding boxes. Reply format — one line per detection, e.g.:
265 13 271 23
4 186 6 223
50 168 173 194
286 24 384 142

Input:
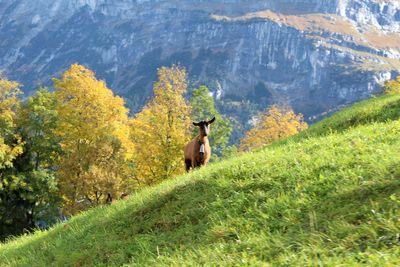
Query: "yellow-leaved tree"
53 64 134 214
131 66 191 185
383 75 400 95
0 78 23 169
240 105 308 151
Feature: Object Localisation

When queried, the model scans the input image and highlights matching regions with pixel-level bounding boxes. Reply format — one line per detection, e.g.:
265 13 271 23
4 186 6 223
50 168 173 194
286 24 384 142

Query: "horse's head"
193 117 215 137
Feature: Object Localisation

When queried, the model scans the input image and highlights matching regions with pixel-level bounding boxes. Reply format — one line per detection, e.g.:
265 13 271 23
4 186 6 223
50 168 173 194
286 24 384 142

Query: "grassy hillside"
300 94 400 138
1 94 400 266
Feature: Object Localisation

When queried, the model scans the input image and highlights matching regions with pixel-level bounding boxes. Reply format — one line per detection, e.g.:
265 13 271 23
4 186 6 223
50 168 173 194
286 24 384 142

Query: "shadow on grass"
2 172 399 266
313 178 400 226
0 176 226 266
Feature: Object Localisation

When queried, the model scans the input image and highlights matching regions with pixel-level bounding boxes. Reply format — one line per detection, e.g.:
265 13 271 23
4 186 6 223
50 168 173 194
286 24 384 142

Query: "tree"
1 88 62 240
53 64 134 215
383 76 400 95
18 88 61 170
240 105 308 151
0 77 25 239
0 78 23 169
190 86 232 158
131 66 191 185
17 88 61 219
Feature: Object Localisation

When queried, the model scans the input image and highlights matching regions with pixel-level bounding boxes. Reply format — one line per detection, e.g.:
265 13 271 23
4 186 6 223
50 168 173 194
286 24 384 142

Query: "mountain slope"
1 94 400 266
0 0 399 120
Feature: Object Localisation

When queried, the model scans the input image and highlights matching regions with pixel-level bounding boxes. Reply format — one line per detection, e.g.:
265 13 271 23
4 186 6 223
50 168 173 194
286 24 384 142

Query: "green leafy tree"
18 88 61 169
0 77 25 239
17 88 61 219
1 88 61 240
190 86 233 157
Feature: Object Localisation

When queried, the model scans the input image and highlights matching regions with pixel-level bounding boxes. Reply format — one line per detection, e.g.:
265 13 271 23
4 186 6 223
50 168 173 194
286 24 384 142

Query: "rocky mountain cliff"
1 0 399 122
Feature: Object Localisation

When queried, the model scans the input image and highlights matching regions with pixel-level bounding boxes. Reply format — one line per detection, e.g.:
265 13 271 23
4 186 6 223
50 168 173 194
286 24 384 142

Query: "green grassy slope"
1 95 400 266
299 94 400 138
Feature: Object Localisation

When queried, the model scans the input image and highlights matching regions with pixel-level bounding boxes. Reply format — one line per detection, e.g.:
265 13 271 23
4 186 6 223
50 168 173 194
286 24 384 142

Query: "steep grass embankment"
300 94 400 138
1 94 400 266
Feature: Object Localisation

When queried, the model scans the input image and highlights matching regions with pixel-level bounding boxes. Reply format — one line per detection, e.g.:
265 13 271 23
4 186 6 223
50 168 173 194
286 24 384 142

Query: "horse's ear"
209 117 216 124
193 122 200 126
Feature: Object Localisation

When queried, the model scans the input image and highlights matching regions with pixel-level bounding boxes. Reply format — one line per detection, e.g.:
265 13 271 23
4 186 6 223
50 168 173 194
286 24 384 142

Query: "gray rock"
0 0 399 121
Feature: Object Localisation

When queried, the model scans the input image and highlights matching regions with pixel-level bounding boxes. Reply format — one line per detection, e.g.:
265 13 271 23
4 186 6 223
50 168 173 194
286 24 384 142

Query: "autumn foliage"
0 78 23 169
131 66 191 185
1 63 312 238
53 64 134 214
240 105 308 151
383 75 400 95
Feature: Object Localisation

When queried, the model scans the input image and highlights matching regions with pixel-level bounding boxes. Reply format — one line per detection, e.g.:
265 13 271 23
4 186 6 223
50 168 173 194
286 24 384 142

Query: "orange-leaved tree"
53 64 134 214
383 75 400 95
131 66 191 185
240 105 308 151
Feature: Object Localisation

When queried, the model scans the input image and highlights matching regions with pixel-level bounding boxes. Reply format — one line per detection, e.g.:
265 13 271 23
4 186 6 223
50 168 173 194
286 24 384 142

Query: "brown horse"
184 117 215 172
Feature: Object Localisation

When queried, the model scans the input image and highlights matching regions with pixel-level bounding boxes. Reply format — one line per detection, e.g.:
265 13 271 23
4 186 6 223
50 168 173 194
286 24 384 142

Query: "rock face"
0 0 399 120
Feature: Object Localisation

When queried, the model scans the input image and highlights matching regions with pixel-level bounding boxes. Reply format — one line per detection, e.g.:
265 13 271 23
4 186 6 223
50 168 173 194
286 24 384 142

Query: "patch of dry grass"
212 10 400 51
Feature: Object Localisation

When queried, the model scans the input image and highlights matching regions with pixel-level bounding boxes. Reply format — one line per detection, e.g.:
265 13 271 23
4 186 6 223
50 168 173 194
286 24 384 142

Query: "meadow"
1 94 400 266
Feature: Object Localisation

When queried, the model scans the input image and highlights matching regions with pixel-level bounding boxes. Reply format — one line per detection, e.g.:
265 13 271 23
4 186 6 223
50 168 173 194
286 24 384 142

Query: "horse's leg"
192 158 199 169
185 159 192 172
194 159 202 169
